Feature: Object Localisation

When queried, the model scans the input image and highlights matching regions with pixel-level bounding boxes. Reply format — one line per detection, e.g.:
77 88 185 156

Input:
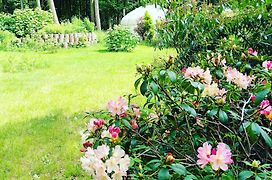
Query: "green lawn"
0 44 173 179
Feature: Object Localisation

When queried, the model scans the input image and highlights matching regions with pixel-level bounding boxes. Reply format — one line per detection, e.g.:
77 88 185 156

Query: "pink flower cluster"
183 66 212 85
248 48 258 56
197 142 233 171
101 125 121 139
224 67 254 89
262 61 272 70
87 119 105 132
107 97 128 116
260 100 272 121
109 126 121 139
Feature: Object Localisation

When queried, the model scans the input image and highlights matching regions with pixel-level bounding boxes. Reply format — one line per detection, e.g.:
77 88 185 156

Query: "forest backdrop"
0 0 158 29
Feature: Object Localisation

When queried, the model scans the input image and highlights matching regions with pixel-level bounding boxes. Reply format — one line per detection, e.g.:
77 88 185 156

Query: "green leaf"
160 70 166 76
180 104 197 117
167 70 176 82
184 174 197 180
254 89 269 105
158 168 171 180
150 81 159 94
207 108 218 117
170 163 187 176
140 80 148 96
255 176 262 180
146 159 161 165
238 171 253 180
134 77 142 89
219 109 228 123
122 119 132 129
250 123 261 136
260 127 272 148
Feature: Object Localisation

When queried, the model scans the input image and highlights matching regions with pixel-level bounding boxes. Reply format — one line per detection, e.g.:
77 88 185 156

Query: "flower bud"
167 55 174 65
165 153 174 164
130 120 138 129
146 64 152 73
241 53 247 59
216 98 225 105
251 160 260 168
136 64 143 73
83 141 93 148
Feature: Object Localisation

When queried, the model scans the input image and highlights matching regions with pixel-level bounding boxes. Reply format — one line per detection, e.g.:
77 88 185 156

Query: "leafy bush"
7 8 53 37
0 13 13 31
156 1 272 67
0 30 16 49
134 11 155 42
12 35 58 53
106 25 139 52
80 49 272 179
41 17 94 34
79 1 272 179
83 17 95 32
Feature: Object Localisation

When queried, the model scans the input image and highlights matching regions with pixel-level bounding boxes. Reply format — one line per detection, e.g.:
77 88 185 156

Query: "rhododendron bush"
80 49 271 179
79 1 271 179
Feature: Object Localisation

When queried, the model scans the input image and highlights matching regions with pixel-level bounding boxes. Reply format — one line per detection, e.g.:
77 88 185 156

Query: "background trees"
0 0 154 29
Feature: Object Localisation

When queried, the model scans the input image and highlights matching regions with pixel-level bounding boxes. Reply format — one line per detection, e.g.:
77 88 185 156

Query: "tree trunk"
36 0 41 8
90 0 95 22
94 0 101 30
48 0 59 24
20 0 24 9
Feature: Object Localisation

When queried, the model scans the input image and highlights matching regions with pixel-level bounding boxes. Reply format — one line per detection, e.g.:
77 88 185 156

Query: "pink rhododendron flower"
197 142 233 171
197 142 212 168
224 67 254 89
262 61 272 70
107 97 128 116
248 48 258 56
87 119 105 132
260 100 272 120
183 66 212 84
210 143 233 171
109 126 121 139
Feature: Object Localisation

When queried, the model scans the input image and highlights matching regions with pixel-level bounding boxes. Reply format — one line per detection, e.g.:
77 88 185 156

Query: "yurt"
120 5 165 29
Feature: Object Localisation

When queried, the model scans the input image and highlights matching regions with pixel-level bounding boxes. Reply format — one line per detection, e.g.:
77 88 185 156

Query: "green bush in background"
2 8 53 37
106 25 139 52
40 17 95 34
0 30 16 50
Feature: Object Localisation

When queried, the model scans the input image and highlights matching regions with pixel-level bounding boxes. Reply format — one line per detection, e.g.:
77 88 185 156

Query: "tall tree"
20 0 24 9
90 0 95 22
48 0 59 24
36 0 41 8
94 0 101 30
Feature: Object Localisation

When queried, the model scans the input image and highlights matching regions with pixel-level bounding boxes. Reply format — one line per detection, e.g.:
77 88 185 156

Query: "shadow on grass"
0 110 88 179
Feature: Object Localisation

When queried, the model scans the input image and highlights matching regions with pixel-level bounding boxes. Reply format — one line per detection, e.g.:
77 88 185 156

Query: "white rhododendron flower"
80 144 130 180
94 144 110 159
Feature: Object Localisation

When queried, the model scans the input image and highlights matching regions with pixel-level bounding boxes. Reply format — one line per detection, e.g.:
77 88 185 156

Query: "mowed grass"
0 44 174 179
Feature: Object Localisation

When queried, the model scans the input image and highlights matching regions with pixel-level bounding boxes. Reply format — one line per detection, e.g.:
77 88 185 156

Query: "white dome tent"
120 5 165 30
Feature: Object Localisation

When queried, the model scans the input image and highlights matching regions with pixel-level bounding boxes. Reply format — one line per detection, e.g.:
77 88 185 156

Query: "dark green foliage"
156 1 272 67
106 25 138 52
